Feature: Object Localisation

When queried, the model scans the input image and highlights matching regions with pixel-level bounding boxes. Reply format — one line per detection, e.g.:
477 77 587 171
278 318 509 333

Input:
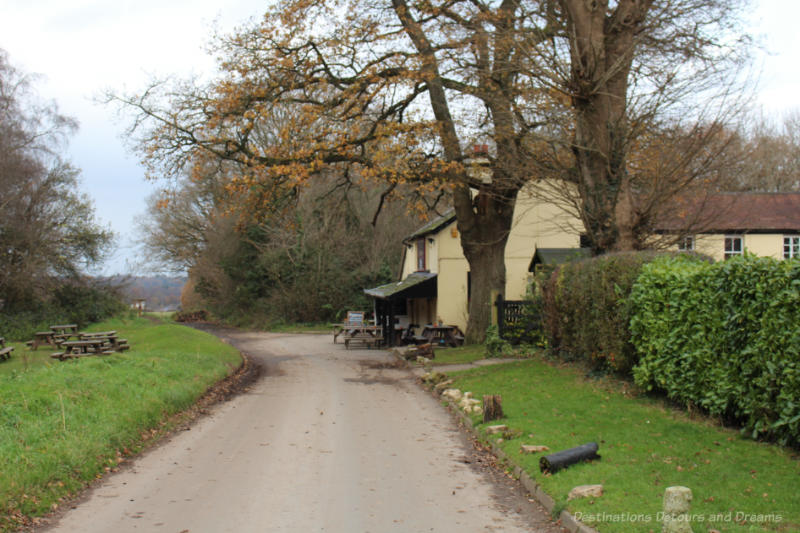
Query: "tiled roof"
656 193 800 233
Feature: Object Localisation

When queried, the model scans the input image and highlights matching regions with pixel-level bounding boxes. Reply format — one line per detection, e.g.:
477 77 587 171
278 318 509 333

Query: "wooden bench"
344 334 383 350
113 338 130 351
0 337 13 361
27 331 58 350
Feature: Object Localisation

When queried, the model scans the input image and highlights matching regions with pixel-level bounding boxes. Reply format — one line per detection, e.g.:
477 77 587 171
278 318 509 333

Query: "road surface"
41 330 563 533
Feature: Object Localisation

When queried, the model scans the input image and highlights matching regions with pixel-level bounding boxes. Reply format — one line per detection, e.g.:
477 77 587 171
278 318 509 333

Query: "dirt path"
41 331 564 533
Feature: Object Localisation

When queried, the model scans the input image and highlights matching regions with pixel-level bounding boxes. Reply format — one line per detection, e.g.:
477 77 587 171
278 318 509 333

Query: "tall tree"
0 49 113 309
525 0 752 252
113 0 751 341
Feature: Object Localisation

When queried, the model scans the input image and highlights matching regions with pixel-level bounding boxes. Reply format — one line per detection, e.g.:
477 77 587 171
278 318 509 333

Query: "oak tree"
115 0 751 341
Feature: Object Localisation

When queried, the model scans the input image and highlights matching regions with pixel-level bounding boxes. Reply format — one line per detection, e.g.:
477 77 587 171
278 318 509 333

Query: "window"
784 236 800 259
678 235 695 252
724 235 743 259
416 238 426 271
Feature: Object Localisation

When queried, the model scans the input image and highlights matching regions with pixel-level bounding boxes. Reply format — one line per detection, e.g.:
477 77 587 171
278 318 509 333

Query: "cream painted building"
662 193 800 262
366 191 800 345
365 184 581 340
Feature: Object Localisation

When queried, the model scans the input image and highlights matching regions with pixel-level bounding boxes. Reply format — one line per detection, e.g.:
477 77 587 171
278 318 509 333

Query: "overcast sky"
0 0 796 275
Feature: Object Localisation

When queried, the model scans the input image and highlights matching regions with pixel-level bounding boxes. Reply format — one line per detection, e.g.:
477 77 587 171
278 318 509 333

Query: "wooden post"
490 290 500 327
387 299 395 347
483 395 504 422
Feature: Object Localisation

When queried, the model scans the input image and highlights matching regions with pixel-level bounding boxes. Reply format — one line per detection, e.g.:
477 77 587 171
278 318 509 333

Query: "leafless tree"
0 49 113 309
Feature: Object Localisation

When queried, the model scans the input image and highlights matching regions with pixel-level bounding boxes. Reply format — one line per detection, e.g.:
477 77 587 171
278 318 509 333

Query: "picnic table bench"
51 331 131 361
27 331 60 350
343 325 383 349
420 325 465 348
79 331 129 351
51 339 114 361
334 311 367 344
0 337 13 361
26 324 80 350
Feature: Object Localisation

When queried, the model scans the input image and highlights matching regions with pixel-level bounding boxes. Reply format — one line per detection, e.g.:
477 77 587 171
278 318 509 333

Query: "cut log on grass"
483 395 504 422
539 442 600 474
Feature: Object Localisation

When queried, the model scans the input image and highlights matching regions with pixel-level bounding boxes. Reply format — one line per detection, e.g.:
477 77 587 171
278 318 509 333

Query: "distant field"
0 316 241 531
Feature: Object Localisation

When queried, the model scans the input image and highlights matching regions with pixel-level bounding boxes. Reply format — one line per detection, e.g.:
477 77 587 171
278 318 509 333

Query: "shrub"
174 310 209 322
0 282 126 340
485 325 513 358
542 251 706 373
630 254 800 446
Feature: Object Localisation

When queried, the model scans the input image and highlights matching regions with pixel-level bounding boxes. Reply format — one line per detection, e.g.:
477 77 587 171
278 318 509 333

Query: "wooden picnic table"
0 337 13 361
343 325 383 349
51 339 113 361
78 330 117 339
28 331 59 350
27 326 81 350
420 325 465 348
80 331 131 352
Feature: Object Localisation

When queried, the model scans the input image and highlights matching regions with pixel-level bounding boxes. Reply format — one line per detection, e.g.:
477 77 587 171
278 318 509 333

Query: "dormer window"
416 238 426 271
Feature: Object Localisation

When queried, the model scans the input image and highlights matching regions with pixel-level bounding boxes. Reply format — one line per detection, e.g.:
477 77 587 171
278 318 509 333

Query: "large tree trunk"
393 0 522 343
562 0 652 254
453 185 517 344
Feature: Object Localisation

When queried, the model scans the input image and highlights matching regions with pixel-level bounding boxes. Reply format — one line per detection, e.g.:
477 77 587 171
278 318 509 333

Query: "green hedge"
543 251 696 373
630 254 800 446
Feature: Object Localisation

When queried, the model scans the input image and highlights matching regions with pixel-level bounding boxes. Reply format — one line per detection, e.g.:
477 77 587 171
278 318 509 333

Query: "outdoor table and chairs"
27 324 79 350
50 330 130 360
333 311 365 343
78 331 129 351
50 324 78 335
343 325 383 349
0 337 13 361
51 339 113 360
420 324 465 347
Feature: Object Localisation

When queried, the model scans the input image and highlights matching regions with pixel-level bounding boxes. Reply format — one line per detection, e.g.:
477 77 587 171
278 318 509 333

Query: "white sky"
0 0 796 275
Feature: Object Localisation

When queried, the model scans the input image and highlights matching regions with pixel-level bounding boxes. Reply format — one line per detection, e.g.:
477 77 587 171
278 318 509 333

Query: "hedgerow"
542 251 700 373
630 254 800 446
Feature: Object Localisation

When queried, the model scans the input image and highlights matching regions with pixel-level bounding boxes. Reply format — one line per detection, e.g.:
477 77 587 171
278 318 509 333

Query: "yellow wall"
693 234 724 261
745 234 783 259
401 185 581 332
679 233 792 261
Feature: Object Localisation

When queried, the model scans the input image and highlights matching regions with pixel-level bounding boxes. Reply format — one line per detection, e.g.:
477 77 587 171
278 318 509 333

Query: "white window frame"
784 235 800 259
724 235 743 260
677 235 695 252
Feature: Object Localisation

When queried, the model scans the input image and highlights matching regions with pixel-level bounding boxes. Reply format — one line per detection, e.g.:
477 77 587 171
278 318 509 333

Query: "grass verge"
0 316 241 531
426 344 488 365
446 358 799 532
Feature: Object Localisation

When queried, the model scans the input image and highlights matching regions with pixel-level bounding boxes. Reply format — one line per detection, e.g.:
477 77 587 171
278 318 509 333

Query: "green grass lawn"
0 316 241 531
448 358 799 532
426 344 488 365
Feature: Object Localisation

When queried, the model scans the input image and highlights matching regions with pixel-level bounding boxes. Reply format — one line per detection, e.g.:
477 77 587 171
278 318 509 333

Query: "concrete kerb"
398 349 598 533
